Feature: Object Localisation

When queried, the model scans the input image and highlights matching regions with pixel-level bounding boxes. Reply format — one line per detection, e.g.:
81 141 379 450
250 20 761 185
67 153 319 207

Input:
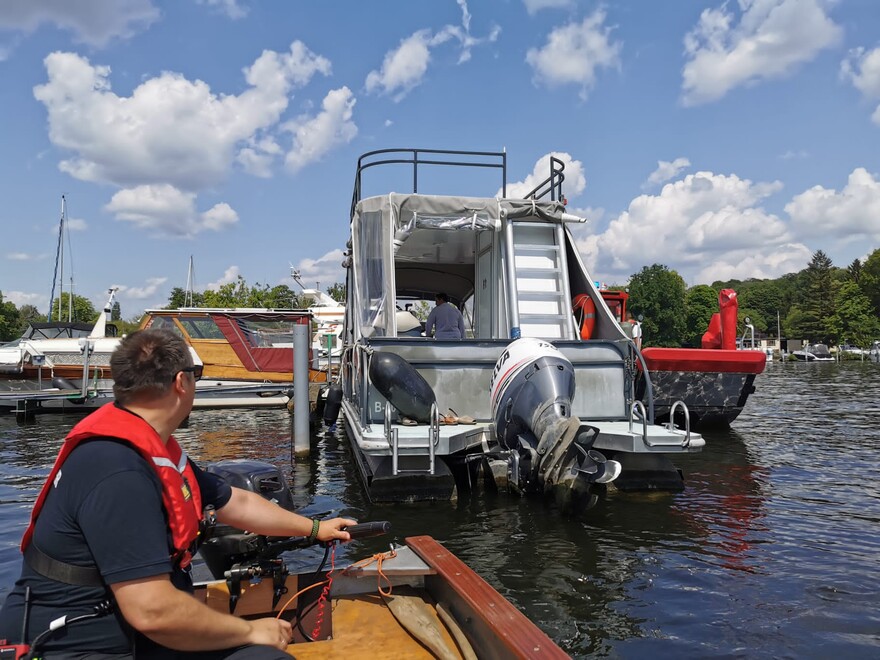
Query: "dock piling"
292 323 309 456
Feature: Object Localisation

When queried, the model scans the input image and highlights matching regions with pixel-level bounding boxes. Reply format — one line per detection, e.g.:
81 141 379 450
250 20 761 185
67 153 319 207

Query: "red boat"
600 289 766 429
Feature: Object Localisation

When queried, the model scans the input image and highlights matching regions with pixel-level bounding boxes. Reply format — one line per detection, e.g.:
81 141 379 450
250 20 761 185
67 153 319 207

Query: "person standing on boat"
425 293 465 339
628 311 643 349
0 328 356 659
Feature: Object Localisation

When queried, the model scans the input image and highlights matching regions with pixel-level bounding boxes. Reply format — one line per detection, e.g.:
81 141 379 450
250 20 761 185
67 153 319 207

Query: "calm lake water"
1 361 879 658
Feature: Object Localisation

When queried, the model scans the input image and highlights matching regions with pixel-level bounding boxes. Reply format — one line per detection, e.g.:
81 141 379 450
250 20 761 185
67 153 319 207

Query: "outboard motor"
199 460 297 579
489 338 621 512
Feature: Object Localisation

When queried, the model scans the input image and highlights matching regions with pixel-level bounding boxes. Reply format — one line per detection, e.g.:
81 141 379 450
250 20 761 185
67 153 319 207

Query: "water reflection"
1 363 879 657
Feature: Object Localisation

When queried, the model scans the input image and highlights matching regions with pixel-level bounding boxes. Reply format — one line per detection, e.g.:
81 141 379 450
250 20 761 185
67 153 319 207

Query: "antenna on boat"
290 267 305 290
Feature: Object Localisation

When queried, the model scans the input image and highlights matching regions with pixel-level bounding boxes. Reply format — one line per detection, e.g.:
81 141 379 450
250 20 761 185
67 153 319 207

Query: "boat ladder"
385 401 440 476
630 399 692 448
508 222 576 339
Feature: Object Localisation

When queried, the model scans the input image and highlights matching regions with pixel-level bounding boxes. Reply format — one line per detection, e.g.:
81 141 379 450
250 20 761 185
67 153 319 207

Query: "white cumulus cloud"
644 157 691 189
841 47 880 125
34 43 331 190
284 87 358 172
365 4 499 101
205 266 242 290
525 10 621 100
573 171 796 285
785 168 880 242
104 185 239 237
288 250 347 290
112 277 168 300
682 0 842 106
0 0 159 47
501 152 587 200
3 291 48 309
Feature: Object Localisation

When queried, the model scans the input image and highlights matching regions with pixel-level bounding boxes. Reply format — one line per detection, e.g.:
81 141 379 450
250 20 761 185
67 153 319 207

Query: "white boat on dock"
335 149 704 507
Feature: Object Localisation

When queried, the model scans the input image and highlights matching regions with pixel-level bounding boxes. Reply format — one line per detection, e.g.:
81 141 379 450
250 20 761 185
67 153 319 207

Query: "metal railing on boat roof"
524 155 566 202
350 148 508 218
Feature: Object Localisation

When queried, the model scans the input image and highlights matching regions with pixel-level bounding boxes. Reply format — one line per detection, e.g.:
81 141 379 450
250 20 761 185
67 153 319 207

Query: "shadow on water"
1 361 879 657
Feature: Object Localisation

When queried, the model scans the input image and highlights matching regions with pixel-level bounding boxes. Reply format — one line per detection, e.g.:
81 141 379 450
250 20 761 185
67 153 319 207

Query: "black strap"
24 543 104 588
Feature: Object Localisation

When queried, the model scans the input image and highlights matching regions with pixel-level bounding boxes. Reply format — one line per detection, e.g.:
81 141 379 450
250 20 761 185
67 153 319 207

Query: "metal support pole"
292 323 310 456
79 339 93 399
503 217 521 338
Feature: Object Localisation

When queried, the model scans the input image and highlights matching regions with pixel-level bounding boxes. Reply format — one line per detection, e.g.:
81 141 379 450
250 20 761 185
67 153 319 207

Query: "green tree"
0 291 21 342
14 305 44 337
326 282 346 303
627 264 687 347
737 280 785 331
846 258 862 284
860 248 880 316
49 293 97 324
111 301 122 321
166 287 206 309
829 280 880 347
784 304 810 341
684 284 717 347
738 307 767 335
795 250 835 342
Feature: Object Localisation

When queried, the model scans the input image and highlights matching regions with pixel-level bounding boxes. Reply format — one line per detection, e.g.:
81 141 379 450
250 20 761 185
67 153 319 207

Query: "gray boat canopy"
353 193 585 255
350 193 589 339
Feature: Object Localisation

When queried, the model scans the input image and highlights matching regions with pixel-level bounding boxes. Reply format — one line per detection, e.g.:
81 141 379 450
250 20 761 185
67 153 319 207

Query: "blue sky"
1 0 879 319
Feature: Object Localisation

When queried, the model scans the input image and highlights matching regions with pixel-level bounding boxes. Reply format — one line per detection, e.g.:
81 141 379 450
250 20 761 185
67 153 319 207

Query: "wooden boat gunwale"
195 534 568 659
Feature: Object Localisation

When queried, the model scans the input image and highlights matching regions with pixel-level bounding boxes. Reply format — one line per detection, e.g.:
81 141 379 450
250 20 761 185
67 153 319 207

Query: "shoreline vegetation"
2 249 878 350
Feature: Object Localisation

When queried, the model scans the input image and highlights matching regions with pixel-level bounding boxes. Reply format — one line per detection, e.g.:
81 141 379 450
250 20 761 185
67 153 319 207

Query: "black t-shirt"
0 438 231 654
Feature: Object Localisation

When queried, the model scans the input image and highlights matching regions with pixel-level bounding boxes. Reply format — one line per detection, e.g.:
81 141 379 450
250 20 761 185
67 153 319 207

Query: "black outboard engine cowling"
199 460 296 579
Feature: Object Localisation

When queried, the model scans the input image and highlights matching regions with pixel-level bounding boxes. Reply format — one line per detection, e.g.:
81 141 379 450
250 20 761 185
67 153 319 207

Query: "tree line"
627 248 880 349
0 277 347 342
4 250 878 348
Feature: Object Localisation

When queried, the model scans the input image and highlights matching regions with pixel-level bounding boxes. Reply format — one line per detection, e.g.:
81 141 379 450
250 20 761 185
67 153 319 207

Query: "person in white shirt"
425 293 465 339
627 311 642 349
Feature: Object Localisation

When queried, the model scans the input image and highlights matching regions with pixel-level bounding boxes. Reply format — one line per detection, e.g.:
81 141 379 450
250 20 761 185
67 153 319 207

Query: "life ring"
572 294 596 340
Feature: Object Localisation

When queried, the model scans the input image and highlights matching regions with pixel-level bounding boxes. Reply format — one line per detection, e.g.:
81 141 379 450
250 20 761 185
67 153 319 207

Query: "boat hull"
196 536 567 658
639 348 766 429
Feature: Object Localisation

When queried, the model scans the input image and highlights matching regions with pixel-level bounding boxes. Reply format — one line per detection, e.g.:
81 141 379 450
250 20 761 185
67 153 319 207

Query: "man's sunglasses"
176 365 203 381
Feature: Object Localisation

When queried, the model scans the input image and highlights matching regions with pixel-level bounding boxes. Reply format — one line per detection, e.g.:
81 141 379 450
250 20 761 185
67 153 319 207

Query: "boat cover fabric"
212 313 310 373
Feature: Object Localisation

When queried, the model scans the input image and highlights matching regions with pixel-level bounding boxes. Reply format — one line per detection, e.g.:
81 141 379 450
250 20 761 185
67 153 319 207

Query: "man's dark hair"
435 292 449 303
111 328 192 404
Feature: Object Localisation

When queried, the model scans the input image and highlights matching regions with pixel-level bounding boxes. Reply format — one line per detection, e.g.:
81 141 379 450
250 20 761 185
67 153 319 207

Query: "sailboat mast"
185 256 194 307
58 196 66 322
48 196 65 322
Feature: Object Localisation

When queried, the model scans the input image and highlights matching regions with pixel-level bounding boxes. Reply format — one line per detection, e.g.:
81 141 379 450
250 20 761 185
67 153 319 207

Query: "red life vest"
21 403 203 570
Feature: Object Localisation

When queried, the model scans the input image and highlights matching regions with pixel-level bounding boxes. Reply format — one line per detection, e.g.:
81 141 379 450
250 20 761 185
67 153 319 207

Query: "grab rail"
524 155 566 201
667 400 692 447
387 399 438 476
629 400 648 442
350 148 508 218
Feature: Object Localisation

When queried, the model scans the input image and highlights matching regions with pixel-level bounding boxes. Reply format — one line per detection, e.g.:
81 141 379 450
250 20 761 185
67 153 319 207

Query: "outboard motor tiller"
199 459 297 579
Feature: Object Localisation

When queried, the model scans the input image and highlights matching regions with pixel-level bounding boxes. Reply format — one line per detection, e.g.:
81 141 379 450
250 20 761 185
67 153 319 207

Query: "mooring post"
292 322 310 456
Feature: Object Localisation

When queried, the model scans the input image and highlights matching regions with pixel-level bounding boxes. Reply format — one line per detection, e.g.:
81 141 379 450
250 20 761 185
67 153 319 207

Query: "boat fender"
572 294 596 340
368 352 436 423
322 383 343 425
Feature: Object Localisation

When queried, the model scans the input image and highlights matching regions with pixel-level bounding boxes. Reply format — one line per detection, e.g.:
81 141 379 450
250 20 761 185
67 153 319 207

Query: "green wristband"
308 518 320 543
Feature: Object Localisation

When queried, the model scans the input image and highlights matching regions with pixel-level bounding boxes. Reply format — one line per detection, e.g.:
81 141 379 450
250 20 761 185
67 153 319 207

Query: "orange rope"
341 548 398 597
